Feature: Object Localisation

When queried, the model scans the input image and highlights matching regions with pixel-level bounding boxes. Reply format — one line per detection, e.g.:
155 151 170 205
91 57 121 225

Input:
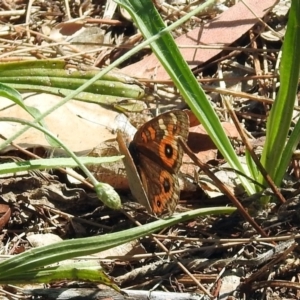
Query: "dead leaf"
182 120 241 176
0 204 11 230
0 94 116 153
94 240 147 259
121 0 278 80
27 233 63 247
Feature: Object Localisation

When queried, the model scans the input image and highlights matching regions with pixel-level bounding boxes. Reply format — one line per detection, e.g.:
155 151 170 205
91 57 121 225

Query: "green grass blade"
0 156 122 175
275 117 300 183
259 1 300 189
0 60 144 102
0 207 235 279
0 262 120 291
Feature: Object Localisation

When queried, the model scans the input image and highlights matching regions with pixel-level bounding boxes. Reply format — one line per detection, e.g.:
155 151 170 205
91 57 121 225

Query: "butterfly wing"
132 110 189 171
117 131 152 213
129 110 189 215
136 153 180 214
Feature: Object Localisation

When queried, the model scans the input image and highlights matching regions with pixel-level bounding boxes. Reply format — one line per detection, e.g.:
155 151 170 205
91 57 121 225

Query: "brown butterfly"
117 110 189 215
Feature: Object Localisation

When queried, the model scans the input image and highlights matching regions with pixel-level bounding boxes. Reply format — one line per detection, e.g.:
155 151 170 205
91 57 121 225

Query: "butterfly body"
128 110 189 215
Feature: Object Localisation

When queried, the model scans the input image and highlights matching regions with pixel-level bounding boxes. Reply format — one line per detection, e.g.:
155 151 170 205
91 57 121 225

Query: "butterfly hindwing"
137 154 179 214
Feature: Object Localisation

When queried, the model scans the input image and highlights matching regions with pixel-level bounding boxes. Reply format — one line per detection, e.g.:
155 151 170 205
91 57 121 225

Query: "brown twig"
242 239 296 287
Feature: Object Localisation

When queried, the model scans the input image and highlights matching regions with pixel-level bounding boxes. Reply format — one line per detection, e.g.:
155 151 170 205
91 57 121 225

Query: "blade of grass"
0 261 121 292
275 115 300 184
259 1 300 192
0 156 122 175
0 61 144 101
0 206 235 279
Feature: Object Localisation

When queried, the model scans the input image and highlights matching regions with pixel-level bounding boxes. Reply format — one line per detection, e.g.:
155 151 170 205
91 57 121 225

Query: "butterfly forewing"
116 131 152 213
132 111 189 171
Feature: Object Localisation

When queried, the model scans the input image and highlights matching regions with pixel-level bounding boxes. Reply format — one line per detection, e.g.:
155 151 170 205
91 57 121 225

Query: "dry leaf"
121 0 278 80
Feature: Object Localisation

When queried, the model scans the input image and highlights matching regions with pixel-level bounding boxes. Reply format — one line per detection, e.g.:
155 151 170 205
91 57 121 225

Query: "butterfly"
117 110 189 216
